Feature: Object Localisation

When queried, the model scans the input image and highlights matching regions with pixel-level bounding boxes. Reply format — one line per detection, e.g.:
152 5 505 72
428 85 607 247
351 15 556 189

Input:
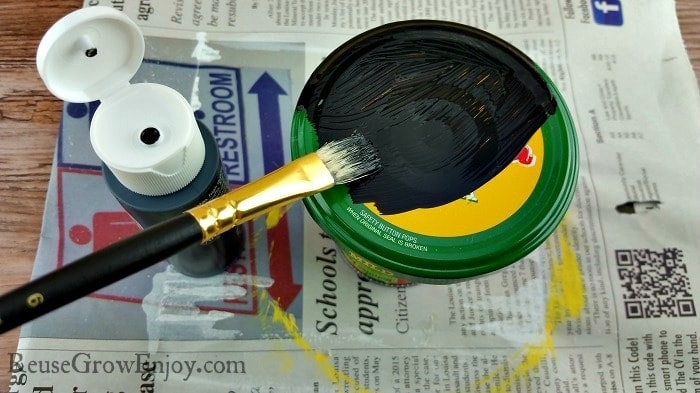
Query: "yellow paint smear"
260 291 371 393
265 206 287 229
247 207 287 251
474 223 585 392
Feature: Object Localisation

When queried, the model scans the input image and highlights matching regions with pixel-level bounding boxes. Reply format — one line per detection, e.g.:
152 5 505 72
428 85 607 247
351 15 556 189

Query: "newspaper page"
8 0 700 392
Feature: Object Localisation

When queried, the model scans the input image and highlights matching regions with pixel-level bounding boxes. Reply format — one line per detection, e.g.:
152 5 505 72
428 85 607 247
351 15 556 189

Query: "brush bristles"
316 132 381 184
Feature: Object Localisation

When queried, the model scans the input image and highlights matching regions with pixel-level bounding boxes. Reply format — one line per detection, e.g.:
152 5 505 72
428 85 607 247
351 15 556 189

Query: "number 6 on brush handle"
0 214 201 334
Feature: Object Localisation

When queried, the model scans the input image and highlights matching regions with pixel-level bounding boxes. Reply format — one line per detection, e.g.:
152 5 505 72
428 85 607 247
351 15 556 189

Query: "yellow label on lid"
368 129 544 237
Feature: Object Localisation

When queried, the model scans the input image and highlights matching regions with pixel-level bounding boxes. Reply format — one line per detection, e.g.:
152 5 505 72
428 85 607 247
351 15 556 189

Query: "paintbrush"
0 132 380 334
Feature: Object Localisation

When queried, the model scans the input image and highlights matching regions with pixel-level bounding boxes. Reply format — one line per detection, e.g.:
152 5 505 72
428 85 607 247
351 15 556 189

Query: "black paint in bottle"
101 120 245 277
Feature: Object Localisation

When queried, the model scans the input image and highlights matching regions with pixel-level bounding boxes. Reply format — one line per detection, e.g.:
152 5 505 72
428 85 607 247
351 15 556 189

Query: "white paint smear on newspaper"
142 266 273 348
189 32 221 111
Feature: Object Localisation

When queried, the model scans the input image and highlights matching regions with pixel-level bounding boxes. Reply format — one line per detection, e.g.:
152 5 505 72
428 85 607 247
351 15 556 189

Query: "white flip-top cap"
37 7 205 196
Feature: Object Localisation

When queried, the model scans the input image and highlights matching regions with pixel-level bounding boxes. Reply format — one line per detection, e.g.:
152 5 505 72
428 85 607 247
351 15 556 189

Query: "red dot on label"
69 225 92 245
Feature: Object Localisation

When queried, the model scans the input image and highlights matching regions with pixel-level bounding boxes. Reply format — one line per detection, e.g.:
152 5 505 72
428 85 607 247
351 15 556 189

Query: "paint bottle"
292 21 578 285
36 7 244 277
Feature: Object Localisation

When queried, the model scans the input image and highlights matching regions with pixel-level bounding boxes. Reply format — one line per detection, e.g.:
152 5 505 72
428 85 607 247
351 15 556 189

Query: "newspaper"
8 0 700 392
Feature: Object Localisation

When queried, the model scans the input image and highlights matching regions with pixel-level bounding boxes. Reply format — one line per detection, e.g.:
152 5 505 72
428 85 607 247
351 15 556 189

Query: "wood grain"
678 1 700 78
0 0 699 388
0 1 82 387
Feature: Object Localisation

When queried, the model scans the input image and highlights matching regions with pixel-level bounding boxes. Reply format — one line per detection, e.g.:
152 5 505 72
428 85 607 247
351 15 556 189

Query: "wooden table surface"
1 0 699 387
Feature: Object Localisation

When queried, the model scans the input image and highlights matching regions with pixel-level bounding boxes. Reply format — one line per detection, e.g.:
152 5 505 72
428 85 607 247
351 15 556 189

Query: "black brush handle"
0 213 202 334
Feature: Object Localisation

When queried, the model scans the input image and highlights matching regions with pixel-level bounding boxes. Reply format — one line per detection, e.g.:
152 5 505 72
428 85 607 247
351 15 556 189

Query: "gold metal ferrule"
187 153 335 242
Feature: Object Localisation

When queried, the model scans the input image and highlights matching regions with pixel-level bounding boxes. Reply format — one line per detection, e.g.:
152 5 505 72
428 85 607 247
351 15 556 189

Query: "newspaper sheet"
8 0 700 392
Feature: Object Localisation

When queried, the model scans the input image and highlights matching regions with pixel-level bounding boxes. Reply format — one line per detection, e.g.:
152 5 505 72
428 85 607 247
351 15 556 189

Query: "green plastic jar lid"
291 20 578 285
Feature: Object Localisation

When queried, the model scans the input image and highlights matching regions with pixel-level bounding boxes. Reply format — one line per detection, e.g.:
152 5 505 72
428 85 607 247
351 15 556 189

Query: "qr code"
616 248 696 318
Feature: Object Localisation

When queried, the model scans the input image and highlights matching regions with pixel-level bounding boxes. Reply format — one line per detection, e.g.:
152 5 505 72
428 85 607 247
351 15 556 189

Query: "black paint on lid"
299 20 556 214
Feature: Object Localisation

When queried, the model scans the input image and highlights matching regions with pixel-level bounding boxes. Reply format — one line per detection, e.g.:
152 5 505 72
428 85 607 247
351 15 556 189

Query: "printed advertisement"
7 0 700 392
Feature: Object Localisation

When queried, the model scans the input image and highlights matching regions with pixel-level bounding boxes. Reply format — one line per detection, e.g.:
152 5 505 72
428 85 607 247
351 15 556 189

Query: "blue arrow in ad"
248 72 288 174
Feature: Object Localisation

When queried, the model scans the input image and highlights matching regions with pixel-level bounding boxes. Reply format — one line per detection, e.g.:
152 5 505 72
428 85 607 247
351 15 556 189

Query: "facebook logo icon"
591 0 623 26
